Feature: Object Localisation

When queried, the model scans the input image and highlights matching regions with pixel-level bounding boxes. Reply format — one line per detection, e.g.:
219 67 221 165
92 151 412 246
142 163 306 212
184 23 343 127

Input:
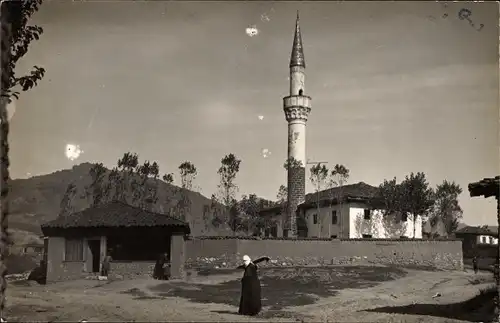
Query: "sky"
9 1 499 225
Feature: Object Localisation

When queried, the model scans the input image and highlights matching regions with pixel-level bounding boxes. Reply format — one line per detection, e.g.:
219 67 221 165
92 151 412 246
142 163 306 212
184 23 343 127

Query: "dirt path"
284 269 492 322
5 268 493 322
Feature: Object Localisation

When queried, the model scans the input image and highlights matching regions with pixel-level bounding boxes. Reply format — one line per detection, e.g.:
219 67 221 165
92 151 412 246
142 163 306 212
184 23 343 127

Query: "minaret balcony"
283 95 312 110
283 95 312 122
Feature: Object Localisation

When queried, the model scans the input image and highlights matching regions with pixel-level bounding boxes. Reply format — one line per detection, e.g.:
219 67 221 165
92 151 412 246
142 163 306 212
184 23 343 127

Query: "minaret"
283 11 311 237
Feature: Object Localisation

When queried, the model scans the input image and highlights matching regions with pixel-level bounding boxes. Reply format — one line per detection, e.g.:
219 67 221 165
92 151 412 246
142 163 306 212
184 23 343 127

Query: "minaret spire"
290 10 305 68
283 12 311 238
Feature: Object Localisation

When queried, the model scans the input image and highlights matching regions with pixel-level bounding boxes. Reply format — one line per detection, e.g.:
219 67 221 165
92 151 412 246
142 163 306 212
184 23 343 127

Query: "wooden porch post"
497 195 500 323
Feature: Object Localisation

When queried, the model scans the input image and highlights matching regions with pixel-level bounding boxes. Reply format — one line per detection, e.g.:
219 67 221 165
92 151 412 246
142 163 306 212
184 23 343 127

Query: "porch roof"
468 176 500 199
41 201 190 235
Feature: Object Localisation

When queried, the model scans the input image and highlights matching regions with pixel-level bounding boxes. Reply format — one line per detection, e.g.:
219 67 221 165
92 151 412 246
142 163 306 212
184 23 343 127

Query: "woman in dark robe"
153 253 166 280
237 255 269 316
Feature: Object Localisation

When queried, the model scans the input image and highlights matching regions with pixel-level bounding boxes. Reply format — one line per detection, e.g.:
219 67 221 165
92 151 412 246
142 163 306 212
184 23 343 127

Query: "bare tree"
175 161 197 224
309 163 329 237
85 163 107 207
59 183 77 217
113 152 139 203
214 154 241 234
179 161 197 190
329 164 350 237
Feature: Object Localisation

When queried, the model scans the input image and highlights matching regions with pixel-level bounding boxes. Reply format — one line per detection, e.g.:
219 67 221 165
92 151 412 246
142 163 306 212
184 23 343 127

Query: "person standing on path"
237 255 270 316
101 252 112 277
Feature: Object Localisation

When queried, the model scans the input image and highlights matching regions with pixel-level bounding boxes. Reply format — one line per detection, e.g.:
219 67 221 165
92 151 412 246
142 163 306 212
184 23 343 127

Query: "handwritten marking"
441 5 484 31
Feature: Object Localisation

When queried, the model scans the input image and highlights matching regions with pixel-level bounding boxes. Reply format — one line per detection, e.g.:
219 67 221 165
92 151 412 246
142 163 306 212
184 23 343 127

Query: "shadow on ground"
148 266 407 311
364 286 496 323
121 287 163 300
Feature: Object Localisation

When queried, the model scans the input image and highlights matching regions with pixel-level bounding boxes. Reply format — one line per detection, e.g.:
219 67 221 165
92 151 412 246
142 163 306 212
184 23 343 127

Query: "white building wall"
477 235 499 245
348 207 423 239
303 203 350 238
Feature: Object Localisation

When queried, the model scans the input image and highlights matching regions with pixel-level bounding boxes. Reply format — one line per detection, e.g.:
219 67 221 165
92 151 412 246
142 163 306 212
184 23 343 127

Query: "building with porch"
260 182 423 239
41 201 190 282
455 225 498 258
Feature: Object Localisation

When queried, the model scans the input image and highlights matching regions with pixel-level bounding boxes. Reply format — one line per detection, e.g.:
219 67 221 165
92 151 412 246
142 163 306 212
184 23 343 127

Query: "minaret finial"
290 11 305 68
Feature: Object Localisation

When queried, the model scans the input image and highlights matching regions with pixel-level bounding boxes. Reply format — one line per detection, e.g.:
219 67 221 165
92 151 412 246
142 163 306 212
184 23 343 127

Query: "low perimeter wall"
185 237 464 271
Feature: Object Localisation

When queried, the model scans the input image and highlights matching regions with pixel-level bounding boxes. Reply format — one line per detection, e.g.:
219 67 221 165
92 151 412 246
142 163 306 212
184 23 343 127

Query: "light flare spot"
65 144 83 161
245 26 259 37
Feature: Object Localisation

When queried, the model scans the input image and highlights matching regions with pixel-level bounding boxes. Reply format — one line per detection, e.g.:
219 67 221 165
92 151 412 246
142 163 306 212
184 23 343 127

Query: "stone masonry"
287 166 306 237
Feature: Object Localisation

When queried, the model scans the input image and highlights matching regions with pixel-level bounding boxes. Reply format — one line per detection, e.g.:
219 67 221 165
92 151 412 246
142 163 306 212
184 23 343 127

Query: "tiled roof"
455 225 498 236
259 182 379 214
304 182 379 204
41 201 189 232
468 176 500 198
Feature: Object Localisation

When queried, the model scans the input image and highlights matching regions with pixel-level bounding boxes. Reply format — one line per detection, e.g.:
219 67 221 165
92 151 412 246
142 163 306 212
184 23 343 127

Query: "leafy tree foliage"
400 172 435 239
374 173 434 239
429 180 463 236
162 173 174 184
1 0 45 102
375 178 407 237
283 157 303 170
1 0 46 314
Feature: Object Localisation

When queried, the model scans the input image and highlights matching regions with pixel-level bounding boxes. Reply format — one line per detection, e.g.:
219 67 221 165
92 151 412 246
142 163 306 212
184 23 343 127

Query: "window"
402 213 408 222
363 209 371 220
331 211 338 225
362 234 372 239
203 205 210 217
313 214 318 224
298 89 303 95
481 236 487 244
64 239 84 262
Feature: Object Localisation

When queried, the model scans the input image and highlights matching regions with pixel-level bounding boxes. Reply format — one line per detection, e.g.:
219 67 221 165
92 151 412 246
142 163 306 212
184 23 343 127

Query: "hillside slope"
9 163 232 237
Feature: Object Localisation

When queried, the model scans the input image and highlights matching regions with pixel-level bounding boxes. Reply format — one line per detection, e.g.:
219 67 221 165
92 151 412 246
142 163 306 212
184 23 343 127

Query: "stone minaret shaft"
283 12 311 237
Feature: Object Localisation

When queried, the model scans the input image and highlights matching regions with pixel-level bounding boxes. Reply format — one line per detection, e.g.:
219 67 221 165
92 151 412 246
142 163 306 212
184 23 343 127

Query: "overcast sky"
10 1 499 225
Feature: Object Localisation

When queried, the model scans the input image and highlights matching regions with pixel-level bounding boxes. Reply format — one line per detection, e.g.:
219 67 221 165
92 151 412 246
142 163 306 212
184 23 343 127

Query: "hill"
9 163 233 237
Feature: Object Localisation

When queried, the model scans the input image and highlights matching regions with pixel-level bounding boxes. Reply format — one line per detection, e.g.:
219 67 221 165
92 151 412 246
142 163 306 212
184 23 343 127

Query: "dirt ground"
5 265 495 322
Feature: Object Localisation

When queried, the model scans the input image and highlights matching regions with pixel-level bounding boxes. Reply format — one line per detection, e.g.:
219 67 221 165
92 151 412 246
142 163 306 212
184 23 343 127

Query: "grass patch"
150 266 407 311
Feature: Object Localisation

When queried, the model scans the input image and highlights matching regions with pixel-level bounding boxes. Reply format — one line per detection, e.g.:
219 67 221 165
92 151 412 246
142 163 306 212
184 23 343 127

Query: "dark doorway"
88 239 101 273
298 89 303 95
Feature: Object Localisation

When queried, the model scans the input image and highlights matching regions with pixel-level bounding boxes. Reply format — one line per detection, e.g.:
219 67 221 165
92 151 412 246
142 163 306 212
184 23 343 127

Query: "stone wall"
109 261 155 279
185 237 464 271
185 238 238 268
